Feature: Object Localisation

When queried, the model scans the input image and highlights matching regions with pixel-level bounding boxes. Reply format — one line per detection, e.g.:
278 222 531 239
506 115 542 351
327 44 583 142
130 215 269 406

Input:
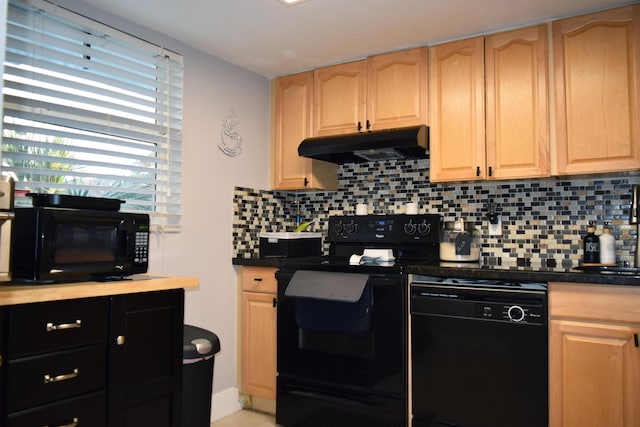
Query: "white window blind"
2 0 184 231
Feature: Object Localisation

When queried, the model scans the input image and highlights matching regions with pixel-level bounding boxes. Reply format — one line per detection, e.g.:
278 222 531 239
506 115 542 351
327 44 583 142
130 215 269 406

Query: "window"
2 0 184 231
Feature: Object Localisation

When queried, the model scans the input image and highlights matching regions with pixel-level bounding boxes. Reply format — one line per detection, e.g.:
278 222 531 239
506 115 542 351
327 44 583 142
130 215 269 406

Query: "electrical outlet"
488 214 502 236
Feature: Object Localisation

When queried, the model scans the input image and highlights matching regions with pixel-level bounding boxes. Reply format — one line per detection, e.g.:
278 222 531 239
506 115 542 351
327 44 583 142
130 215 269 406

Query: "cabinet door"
314 60 366 136
485 25 550 179
240 291 276 399
553 5 640 175
550 319 640 427
366 48 428 130
429 37 486 182
108 289 184 427
272 72 337 190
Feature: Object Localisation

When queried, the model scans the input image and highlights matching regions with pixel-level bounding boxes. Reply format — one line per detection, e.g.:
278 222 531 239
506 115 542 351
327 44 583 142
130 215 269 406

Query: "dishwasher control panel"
475 301 545 324
410 280 547 326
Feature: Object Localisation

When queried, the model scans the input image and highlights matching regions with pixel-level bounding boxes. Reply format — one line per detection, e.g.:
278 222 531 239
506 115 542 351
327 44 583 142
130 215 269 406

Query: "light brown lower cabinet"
239 266 278 405
549 282 640 427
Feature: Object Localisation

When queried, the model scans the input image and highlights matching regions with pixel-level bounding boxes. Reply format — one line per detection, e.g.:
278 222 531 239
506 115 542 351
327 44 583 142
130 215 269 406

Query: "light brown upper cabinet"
314 48 428 136
429 26 549 182
553 5 640 175
271 71 338 190
485 25 550 180
366 48 428 131
429 37 486 182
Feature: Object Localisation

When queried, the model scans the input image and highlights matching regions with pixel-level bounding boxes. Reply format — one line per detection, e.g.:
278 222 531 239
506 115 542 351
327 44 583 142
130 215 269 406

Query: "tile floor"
212 410 277 427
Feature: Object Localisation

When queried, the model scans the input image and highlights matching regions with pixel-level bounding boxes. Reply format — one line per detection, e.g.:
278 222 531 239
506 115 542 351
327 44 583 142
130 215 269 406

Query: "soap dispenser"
599 222 616 265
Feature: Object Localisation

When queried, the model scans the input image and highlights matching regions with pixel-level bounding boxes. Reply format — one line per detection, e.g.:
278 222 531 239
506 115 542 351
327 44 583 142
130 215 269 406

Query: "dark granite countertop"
232 257 640 286
233 257 287 268
407 264 640 286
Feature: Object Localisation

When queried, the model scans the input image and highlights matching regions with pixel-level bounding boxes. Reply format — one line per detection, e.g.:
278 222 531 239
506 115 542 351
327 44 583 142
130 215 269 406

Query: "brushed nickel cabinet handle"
44 368 79 384
44 417 79 427
46 320 81 332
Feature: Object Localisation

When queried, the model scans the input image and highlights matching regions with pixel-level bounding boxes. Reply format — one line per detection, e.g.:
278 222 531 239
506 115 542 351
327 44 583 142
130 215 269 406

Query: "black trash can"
182 324 221 427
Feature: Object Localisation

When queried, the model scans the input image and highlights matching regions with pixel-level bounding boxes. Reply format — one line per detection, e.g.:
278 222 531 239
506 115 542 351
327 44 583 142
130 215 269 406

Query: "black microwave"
11 207 149 283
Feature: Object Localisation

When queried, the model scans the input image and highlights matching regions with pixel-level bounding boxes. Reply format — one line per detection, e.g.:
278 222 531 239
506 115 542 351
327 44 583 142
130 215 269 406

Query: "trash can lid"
183 324 221 359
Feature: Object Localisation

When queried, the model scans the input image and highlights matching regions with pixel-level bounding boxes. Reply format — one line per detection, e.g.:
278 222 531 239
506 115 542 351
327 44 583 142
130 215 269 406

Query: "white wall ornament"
218 107 243 157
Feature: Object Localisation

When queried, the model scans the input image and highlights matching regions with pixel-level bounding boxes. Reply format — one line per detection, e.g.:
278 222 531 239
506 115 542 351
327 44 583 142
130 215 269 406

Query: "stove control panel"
328 214 441 243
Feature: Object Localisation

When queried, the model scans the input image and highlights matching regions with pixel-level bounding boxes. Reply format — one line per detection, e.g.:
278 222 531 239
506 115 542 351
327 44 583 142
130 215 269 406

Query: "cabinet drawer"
241 267 277 293
549 282 640 323
7 345 106 412
8 297 109 357
7 390 106 427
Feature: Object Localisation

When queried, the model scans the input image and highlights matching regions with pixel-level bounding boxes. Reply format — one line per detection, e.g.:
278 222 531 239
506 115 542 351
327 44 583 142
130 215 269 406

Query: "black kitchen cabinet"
108 289 184 427
4 297 109 426
0 288 185 427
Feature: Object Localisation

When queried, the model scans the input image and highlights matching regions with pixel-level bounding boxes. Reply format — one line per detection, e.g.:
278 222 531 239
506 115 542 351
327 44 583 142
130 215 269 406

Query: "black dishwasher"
410 276 548 427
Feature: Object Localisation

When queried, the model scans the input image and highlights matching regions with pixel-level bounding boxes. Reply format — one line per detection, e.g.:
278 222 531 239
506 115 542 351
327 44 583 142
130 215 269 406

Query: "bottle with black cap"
583 221 600 264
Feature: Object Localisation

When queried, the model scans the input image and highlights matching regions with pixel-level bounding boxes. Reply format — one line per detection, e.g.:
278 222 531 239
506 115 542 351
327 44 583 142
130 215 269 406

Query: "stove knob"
418 222 431 235
345 223 358 234
507 305 526 322
404 222 417 235
334 223 344 235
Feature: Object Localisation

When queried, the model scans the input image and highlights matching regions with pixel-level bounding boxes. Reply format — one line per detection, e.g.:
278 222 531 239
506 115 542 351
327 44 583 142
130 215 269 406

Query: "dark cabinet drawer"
7 345 106 412
7 390 106 427
8 297 109 357
8 298 109 359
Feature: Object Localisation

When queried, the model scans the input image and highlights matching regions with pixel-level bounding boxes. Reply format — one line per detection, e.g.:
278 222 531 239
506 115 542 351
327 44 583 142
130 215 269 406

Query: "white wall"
51 0 271 420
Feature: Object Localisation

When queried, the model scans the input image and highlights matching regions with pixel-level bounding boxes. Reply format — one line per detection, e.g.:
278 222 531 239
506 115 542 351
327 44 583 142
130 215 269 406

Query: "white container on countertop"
406 202 418 215
599 224 616 265
439 218 480 262
356 203 368 215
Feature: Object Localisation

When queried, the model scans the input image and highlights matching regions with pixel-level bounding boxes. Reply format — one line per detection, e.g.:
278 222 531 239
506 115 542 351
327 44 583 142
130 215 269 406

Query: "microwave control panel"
133 221 149 264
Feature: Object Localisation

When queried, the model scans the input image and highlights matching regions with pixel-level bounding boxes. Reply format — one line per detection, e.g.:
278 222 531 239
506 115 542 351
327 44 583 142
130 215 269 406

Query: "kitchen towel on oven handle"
285 270 372 334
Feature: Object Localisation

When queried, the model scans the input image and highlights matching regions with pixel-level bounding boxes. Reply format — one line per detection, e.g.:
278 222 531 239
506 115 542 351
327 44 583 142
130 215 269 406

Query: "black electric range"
279 214 442 274
275 214 441 427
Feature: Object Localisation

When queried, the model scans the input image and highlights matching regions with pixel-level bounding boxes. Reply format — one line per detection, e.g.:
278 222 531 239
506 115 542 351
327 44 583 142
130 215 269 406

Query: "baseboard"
249 395 276 414
210 386 243 422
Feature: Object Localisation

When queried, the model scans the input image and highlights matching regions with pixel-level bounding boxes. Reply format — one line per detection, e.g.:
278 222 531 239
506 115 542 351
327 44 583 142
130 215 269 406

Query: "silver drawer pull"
46 320 81 332
44 417 79 427
44 368 79 384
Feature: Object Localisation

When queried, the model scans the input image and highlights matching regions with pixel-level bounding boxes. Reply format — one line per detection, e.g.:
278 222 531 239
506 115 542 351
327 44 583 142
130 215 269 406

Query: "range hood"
298 125 429 164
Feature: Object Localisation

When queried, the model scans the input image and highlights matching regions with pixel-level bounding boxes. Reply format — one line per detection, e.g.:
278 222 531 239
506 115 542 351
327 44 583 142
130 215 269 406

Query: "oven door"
276 269 407 423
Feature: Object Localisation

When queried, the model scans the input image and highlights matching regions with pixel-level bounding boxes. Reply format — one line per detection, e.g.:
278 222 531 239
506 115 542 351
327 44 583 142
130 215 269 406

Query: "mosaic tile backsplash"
233 159 640 268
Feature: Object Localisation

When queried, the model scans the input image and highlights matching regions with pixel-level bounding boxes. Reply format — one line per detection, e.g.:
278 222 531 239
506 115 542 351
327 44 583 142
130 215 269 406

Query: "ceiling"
80 0 632 78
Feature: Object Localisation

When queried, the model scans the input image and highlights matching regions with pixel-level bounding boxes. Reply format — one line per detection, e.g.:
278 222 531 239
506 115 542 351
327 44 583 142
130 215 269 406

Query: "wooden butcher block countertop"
0 274 199 306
